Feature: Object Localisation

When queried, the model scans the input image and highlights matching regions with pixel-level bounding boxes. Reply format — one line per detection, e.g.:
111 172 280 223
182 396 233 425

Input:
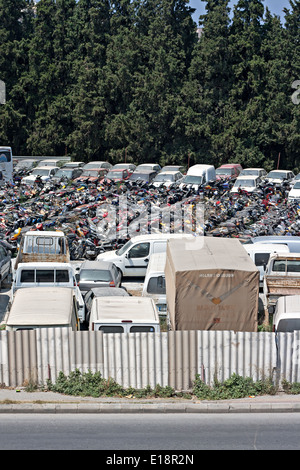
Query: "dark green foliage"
0 0 299 168
193 373 277 400
46 369 278 399
47 369 177 398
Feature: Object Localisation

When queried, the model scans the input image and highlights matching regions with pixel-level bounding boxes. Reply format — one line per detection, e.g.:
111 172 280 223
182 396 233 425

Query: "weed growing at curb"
44 369 279 400
193 373 278 400
281 379 300 395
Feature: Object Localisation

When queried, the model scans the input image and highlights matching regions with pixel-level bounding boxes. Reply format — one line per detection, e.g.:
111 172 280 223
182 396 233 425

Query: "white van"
179 164 216 189
97 233 194 277
244 243 290 288
142 253 166 313
12 262 85 322
89 296 160 333
248 236 300 253
273 295 300 332
5 287 80 331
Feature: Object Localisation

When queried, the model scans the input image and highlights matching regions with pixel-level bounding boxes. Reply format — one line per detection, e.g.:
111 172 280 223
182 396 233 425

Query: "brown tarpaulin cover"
165 237 259 332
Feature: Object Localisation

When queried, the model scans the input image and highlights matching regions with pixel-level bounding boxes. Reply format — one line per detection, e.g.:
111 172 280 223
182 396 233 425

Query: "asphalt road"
1 413 300 450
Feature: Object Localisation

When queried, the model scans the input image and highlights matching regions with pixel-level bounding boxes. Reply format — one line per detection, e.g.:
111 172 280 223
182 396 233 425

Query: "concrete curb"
1 401 300 413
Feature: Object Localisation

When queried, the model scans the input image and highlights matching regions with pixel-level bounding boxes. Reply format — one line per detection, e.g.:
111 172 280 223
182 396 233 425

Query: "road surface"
1 413 300 450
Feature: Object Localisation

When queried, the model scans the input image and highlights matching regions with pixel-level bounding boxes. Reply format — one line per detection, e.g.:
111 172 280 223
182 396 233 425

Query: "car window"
56 270 69 282
20 270 35 282
147 276 166 294
254 253 270 267
36 270 55 282
129 242 150 258
130 326 155 332
99 326 124 333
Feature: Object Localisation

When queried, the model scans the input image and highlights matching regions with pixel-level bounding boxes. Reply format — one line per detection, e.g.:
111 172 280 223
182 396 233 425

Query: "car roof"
33 166 58 170
8 287 75 325
88 287 129 296
92 297 159 322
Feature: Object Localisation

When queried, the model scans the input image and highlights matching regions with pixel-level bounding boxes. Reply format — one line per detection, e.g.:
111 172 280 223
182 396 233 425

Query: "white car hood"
97 250 119 261
289 189 300 198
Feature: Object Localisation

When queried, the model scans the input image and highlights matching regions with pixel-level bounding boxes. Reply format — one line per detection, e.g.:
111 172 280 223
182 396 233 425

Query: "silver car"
76 260 122 295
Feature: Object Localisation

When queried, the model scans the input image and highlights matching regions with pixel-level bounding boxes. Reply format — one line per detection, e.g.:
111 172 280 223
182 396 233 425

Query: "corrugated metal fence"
0 328 299 390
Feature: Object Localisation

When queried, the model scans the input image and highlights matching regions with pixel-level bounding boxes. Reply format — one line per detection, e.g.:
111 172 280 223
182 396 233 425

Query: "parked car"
230 176 262 193
272 295 300 332
5 287 80 331
216 164 242 180
240 168 267 178
266 170 295 184
37 158 69 167
82 161 112 170
112 163 136 171
105 168 132 182
89 296 160 333
152 171 184 188
183 164 216 185
248 235 300 253
52 167 83 182
76 260 122 295
135 163 161 172
97 233 194 277
0 241 12 287
12 261 85 322
128 170 157 184
288 181 300 202
84 286 130 322
21 166 59 184
74 168 107 184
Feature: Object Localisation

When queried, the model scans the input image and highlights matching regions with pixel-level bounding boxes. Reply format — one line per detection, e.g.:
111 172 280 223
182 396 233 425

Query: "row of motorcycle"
0 171 298 260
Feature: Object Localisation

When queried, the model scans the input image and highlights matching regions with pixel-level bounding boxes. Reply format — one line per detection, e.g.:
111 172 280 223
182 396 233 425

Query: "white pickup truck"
11 262 85 323
263 253 300 314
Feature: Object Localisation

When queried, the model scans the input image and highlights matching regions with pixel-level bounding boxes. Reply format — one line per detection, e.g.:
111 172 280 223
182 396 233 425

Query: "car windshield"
234 179 255 187
154 174 174 182
32 169 50 176
216 168 233 175
241 169 259 176
55 169 73 178
267 171 288 179
82 170 98 176
137 165 153 170
116 239 132 256
182 175 203 184
293 182 300 189
129 172 150 180
107 171 123 178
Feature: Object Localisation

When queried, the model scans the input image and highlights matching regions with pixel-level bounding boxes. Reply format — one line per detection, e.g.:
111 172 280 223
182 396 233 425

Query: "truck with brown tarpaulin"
165 237 259 332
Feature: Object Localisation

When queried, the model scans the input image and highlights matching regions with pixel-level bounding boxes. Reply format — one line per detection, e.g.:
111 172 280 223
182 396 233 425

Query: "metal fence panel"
0 329 295 390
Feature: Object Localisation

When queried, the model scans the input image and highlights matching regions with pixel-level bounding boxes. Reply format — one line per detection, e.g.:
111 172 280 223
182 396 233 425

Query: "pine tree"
0 0 35 152
66 0 111 161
